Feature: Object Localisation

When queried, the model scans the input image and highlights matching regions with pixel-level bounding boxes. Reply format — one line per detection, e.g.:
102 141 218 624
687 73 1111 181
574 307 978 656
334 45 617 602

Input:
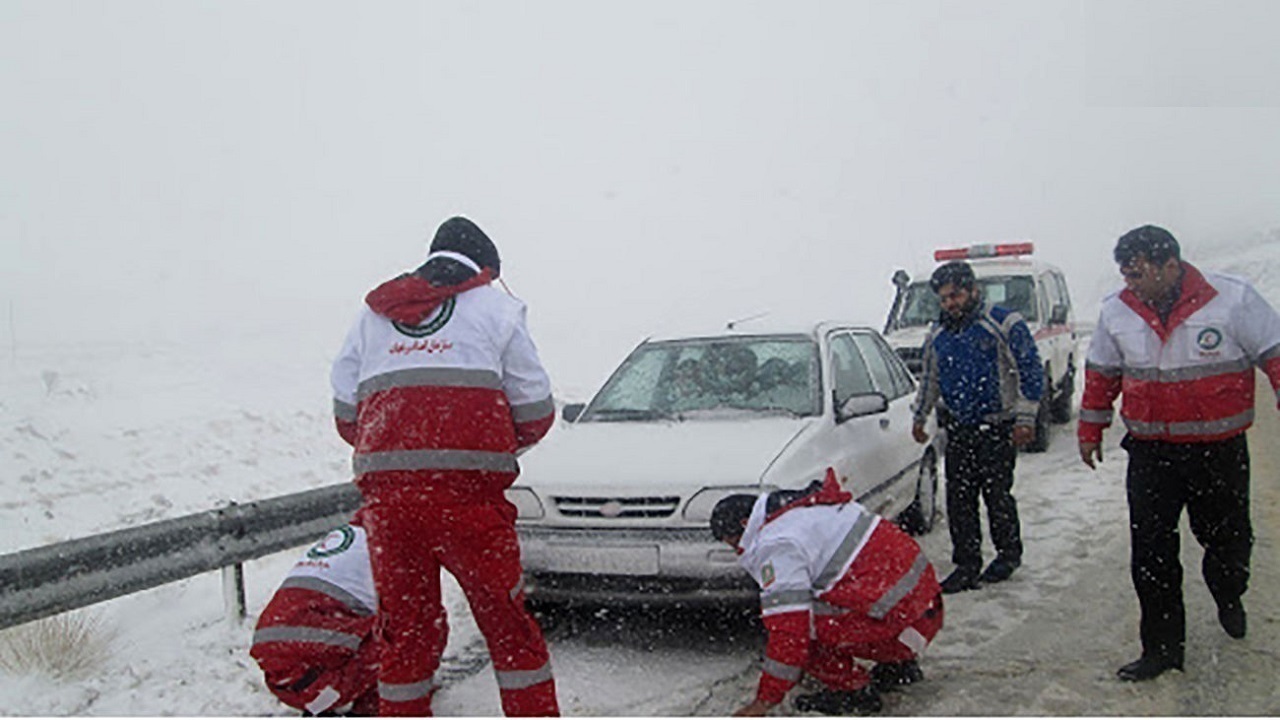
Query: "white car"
883 242 1078 452
506 321 940 604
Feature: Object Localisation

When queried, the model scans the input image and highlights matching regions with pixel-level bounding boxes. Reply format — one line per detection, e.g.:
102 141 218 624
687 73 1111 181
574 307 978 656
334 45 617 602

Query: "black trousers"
943 420 1022 570
1122 432 1253 661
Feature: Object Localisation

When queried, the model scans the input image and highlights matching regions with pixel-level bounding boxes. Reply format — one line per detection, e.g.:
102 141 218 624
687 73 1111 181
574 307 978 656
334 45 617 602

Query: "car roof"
642 318 876 344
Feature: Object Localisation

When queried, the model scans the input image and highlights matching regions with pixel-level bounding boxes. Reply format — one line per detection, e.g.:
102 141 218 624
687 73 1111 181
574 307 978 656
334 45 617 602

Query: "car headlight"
505 487 545 520
683 486 777 522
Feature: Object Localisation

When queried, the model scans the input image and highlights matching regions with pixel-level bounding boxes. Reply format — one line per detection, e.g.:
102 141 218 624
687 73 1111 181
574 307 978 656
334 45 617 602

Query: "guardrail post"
222 562 247 626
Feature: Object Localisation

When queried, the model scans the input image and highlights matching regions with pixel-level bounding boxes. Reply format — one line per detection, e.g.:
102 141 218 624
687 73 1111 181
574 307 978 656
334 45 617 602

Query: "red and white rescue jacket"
250 523 378 715
736 472 939 705
330 269 555 502
1079 263 1280 445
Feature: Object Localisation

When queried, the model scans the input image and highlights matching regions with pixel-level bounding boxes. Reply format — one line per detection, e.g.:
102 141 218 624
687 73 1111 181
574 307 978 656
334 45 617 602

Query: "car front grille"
552 496 681 519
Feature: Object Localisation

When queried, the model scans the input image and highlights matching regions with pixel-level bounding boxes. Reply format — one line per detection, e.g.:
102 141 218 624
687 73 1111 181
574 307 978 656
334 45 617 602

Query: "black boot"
1116 654 1183 682
794 686 883 715
870 659 924 692
940 565 982 594
979 556 1020 584
1217 598 1246 639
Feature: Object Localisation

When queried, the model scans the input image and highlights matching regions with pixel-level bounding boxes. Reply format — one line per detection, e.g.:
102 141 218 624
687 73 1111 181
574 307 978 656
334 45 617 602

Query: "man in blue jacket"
911 261 1043 594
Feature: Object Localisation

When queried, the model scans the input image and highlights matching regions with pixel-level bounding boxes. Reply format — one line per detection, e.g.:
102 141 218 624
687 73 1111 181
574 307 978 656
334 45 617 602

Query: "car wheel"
898 449 938 535
1050 362 1075 424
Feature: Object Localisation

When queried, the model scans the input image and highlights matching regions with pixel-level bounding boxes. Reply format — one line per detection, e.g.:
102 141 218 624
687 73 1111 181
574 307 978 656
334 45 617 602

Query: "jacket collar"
365 268 494 325
1119 262 1217 342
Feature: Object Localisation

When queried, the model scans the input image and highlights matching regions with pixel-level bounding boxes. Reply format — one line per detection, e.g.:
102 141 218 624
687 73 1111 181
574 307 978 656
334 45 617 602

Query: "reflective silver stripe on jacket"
813 512 876 591
281 576 373 616
356 367 502 402
511 395 555 422
334 399 357 422
1122 358 1252 383
1123 409 1254 438
868 551 928 620
509 576 526 601
252 625 363 650
759 588 813 612
379 677 439 703
1085 360 1123 378
1078 408 1113 425
762 657 804 682
494 663 554 690
353 448 518 475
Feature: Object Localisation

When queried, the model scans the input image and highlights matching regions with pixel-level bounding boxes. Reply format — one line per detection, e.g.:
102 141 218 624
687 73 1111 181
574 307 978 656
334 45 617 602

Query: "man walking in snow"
331 216 559 715
250 519 380 716
1079 225 1280 682
911 260 1043 593
712 469 944 716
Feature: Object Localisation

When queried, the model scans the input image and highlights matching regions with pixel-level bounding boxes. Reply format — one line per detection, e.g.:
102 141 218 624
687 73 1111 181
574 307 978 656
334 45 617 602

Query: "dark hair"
1114 225 1180 267
710 494 758 542
930 261 976 292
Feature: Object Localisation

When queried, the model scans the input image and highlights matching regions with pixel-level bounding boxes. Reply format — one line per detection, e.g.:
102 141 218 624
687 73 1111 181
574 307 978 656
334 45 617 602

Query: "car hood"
516 415 813 494
884 325 931 350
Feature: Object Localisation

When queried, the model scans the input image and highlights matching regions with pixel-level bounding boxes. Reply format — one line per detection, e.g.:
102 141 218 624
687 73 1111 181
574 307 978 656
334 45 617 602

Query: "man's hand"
1079 441 1102 469
733 700 773 717
912 422 930 444
1011 425 1035 448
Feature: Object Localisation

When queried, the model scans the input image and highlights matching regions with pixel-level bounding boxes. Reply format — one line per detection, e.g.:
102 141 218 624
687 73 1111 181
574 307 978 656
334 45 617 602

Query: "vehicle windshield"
581 335 822 421
895 274 1038 328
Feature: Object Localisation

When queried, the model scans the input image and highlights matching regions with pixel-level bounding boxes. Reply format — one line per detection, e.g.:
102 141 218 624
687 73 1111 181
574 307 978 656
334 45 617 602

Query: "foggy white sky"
3 1 1280 392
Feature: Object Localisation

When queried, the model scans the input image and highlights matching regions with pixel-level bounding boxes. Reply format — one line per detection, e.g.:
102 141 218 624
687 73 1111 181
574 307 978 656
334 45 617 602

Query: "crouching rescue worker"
712 469 944 716
331 216 559 716
250 520 381 717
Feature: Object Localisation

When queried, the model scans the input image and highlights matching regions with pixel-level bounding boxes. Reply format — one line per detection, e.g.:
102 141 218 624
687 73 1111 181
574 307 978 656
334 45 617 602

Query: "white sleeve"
330 310 365 421
500 303 554 418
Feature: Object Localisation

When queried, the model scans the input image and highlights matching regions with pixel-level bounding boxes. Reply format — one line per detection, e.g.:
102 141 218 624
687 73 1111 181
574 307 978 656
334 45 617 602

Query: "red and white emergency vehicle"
883 242 1078 451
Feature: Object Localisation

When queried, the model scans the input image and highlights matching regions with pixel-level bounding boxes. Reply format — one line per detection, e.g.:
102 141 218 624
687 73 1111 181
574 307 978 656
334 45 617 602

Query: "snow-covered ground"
2 232 1279 715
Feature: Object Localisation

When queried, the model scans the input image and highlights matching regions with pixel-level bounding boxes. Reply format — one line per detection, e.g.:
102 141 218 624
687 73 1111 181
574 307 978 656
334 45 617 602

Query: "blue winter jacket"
912 300 1043 427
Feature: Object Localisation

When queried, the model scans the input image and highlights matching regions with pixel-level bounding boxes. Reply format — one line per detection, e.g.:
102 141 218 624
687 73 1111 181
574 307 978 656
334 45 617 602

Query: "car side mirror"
836 393 889 422
1050 304 1069 325
561 403 585 423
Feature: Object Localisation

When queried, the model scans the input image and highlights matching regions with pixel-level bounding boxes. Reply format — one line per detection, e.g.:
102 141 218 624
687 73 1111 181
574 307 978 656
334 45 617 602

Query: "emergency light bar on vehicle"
934 242 1035 262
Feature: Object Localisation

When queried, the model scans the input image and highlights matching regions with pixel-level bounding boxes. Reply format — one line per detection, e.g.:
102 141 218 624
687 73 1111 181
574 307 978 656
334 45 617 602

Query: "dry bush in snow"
0 612 116 678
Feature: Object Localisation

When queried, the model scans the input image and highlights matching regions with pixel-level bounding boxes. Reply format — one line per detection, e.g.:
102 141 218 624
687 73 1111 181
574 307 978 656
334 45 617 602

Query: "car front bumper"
515 525 757 604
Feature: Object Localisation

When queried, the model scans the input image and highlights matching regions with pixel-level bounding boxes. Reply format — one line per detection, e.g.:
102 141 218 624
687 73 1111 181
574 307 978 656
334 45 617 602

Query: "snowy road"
433 375 1280 716
1 346 1277 715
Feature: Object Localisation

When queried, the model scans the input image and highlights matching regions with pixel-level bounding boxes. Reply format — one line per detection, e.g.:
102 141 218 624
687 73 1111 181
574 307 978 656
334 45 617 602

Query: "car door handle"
879 418 891 430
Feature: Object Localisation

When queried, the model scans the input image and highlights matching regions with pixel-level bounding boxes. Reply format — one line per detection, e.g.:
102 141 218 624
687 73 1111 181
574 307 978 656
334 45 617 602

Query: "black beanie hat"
930 260 976 292
710 494 759 543
429 216 501 278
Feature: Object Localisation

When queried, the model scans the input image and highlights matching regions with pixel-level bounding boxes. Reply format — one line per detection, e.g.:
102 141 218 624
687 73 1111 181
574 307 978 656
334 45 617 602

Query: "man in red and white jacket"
251 520 381 716
331 217 558 716
1078 225 1280 682
711 469 944 716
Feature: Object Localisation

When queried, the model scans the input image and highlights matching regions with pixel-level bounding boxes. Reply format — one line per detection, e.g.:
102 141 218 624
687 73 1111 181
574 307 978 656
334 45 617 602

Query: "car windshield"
581 335 822 421
896 274 1038 328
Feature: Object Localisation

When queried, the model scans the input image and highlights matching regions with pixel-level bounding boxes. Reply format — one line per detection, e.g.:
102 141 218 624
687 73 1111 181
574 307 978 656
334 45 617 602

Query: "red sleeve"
515 413 554 450
1077 367 1122 444
335 417 358 447
1263 355 1280 409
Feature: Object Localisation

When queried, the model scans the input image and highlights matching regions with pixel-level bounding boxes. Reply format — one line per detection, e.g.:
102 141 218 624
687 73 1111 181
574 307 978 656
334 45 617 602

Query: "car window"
983 275 1038 321
866 332 915 398
829 334 875 407
895 274 1039 327
581 335 821 420
850 333 903 400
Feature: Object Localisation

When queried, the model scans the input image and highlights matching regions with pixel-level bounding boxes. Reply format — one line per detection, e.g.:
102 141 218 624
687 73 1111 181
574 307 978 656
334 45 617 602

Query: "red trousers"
807 591 945 692
361 485 558 716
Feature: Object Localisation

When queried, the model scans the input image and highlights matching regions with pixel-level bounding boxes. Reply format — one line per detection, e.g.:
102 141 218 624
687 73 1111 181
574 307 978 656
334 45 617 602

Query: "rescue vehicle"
883 242 1078 452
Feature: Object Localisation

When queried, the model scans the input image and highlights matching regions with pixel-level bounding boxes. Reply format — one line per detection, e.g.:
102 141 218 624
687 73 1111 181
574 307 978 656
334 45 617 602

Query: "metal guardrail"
0 483 362 631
